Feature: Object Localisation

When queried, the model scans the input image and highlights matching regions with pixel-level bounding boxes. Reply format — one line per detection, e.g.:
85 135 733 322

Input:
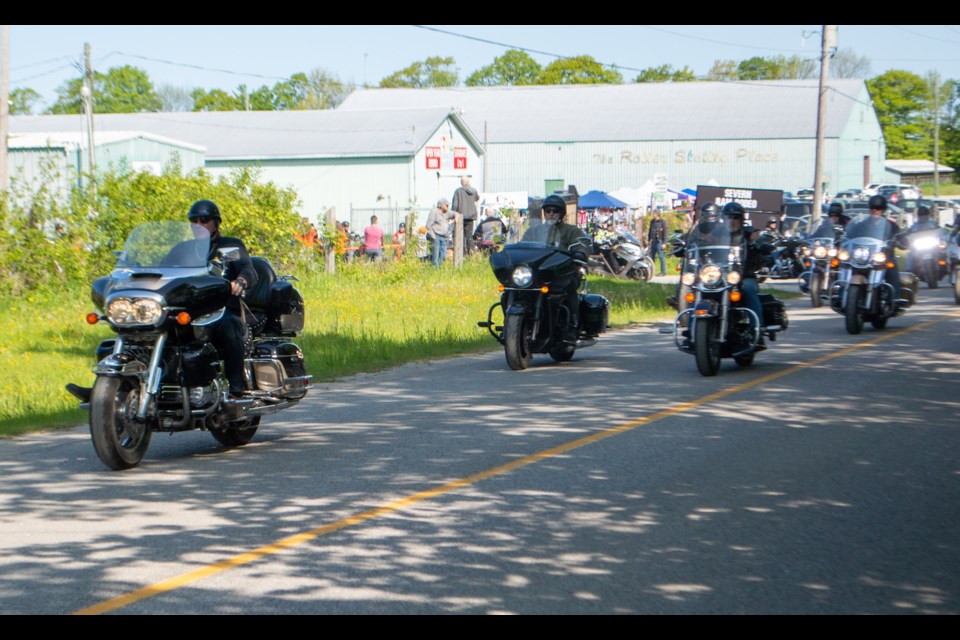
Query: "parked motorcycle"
829 213 916 334
798 221 841 307
671 219 788 376
67 220 311 470
478 228 609 370
906 227 949 289
586 231 655 281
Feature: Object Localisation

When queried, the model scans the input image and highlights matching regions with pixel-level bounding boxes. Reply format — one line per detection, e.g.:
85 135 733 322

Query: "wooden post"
325 207 336 274
454 213 463 267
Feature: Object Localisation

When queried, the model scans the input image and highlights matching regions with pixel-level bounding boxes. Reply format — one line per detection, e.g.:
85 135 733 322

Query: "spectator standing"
426 197 456 266
363 215 384 262
392 222 407 260
452 175 480 255
647 209 667 276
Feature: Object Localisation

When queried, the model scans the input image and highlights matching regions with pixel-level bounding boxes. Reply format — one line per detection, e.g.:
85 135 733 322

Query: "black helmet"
188 199 221 222
700 202 720 221
828 202 844 216
542 194 567 212
917 205 931 218
868 195 887 211
721 202 746 219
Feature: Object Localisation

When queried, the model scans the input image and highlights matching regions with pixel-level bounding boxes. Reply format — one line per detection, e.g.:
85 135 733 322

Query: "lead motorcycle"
829 213 916 334
67 220 311 470
478 225 609 370
672 218 788 376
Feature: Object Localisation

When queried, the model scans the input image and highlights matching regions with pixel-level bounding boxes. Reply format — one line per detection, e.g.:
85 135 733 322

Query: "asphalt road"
1 283 959 615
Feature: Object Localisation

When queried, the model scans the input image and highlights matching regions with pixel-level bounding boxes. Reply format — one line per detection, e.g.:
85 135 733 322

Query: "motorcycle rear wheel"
549 344 576 362
694 318 722 377
810 272 823 308
89 376 152 470
504 314 533 370
845 284 864 335
211 417 260 447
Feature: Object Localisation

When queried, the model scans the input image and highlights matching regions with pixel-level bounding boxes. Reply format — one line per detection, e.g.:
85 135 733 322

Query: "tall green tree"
867 69 931 158
633 64 696 83
538 55 622 85
297 68 355 109
380 56 459 88
191 87 244 112
10 87 42 115
48 65 162 114
706 59 739 81
466 50 542 86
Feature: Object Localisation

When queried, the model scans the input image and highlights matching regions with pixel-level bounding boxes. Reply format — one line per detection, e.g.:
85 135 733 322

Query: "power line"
639 25 815 54
893 26 960 44
104 51 289 82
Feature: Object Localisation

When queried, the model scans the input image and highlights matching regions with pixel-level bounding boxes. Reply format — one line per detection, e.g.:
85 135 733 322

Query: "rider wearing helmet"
522 194 590 344
721 201 767 342
905 205 941 277
865 195 906 304
188 199 258 403
668 201 722 311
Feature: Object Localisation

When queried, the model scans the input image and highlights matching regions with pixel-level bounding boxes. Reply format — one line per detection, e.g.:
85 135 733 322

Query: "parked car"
796 188 815 202
835 188 863 200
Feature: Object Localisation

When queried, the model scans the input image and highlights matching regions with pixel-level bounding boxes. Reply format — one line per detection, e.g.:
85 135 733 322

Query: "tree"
48 65 162 114
298 68 355 109
466 50 542 86
633 64 696 83
191 87 243 112
867 69 930 159
735 55 816 80
10 87 42 115
157 84 194 112
830 48 871 79
538 55 622 85
706 60 739 81
380 56 459 88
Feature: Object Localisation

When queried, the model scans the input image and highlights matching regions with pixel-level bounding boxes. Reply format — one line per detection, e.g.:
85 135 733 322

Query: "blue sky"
7 25 960 111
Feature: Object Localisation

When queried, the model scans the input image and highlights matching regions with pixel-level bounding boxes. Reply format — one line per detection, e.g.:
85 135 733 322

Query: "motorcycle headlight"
853 247 872 262
872 251 887 264
726 271 742 285
681 272 696 286
912 236 938 250
838 249 850 261
801 246 811 256
939 241 948 250
813 246 827 259
828 248 838 257
107 297 164 326
511 265 534 288
698 264 722 286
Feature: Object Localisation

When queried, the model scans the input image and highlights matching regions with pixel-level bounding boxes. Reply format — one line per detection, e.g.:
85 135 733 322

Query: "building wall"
835 84 886 191
7 147 75 199
95 138 205 175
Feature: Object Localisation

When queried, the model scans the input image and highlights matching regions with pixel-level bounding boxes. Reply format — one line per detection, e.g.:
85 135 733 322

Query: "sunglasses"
543 207 564 214
194 216 215 224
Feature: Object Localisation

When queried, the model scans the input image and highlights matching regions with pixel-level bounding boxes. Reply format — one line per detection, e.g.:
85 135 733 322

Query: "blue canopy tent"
578 190 628 209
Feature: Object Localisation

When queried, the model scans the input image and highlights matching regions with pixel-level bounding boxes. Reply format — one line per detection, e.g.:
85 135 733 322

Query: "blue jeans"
650 240 666 274
430 237 448 266
741 277 764 330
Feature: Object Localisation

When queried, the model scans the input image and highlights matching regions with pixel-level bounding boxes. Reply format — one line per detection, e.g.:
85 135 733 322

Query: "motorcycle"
829 213 916 334
478 228 609 370
671 219 788 376
797 220 841 308
906 227 949 289
67 220 311 470
586 231 655 281
947 233 960 304
755 228 804 280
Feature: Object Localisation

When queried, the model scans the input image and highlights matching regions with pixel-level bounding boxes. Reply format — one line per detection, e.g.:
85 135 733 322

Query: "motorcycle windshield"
810 221 839 240
685 220 742 271
520 222 590 254
844 213 894 243
116 221 211 269
780 217 808 238
620 231 642 246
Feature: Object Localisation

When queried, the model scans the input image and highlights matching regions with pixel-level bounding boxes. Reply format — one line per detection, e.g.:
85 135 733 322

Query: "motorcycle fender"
693 300 717 317
848 274 868 286
93 353 148 378
505 304 526 317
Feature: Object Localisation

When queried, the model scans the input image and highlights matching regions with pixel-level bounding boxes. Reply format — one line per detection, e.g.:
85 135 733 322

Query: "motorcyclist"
827 202 849 239
904 205 942 277
522 194 589 343
187 199 258 404
863 195 905 304
721 202 767 342
667 202 719 311
473 208 507 251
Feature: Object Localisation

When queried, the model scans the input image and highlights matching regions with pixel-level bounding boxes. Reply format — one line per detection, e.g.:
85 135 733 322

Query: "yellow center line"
73 310 960 615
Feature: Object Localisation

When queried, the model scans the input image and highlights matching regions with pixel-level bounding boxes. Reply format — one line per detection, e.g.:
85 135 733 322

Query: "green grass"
0 255 674 437
918 182 960 197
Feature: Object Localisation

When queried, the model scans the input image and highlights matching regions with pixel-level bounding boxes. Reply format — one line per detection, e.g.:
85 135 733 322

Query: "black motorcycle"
478 228 609 370
586 231 655 281
671 219 788 376
798 220 841 307
68 220 311 470
906 226 949 289
755 227 804 280
829 213 915 334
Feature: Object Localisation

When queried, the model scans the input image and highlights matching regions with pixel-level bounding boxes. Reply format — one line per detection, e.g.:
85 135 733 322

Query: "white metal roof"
10 108 480 160
7 130 206 152
338 80 870 142
885 159 955 174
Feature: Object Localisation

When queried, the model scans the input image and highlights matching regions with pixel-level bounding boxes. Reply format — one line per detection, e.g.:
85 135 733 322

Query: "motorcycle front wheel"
954 268 960 304
810 271 823 308
89 376 152 470
845 284 864 335
694 317 722 376
504 314 533 370
925 262 939 289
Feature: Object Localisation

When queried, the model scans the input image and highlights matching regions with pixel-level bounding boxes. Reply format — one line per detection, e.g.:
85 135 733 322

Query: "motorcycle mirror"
218 247 240 262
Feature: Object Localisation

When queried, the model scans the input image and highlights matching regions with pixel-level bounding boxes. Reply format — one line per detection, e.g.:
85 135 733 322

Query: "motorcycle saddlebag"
899 272 919 307
579 294 610 336
279 288 305 334
249 340 308 399
759 294 787 329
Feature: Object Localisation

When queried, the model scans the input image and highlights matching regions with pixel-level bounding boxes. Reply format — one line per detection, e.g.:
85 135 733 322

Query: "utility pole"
1 25 9 192
811 25 836 228
932 73 940 198
83 43 95 188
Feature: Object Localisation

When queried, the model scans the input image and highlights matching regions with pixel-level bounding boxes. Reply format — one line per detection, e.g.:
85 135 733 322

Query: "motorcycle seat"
245 257 276 312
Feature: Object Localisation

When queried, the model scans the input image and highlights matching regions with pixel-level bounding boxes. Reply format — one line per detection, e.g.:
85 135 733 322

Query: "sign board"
695 185 784 213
